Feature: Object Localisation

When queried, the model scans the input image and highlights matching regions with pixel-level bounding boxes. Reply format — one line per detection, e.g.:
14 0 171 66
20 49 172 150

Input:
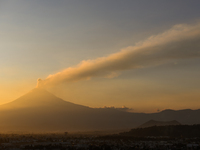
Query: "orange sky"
0 1 200 113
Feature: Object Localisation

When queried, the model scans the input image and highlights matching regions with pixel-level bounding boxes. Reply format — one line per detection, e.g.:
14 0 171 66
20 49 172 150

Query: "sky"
0 0 200 112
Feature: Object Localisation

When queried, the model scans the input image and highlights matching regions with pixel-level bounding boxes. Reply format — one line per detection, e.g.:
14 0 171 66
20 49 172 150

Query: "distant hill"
138 120 181 128
0 88 200 132
120 124 200 137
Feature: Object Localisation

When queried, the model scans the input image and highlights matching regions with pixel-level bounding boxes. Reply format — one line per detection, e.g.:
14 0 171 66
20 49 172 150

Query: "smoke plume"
37 23 200 88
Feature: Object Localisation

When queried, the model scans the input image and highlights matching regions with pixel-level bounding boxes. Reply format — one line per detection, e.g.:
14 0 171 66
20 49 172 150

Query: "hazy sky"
0 0 200 112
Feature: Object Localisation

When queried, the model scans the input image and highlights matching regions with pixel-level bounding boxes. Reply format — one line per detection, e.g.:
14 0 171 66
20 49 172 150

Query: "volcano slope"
0 88 144 132
0 88 199 132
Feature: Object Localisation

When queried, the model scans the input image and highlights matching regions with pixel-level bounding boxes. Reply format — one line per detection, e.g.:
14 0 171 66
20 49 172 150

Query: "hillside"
0 88 140 132
138 120 181 128
120 124 200 137
0 88 200 132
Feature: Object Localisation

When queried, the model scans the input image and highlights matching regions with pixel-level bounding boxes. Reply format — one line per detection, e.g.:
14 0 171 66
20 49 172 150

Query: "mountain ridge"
0 88 91 110
138 120 181 128
0 88 200 132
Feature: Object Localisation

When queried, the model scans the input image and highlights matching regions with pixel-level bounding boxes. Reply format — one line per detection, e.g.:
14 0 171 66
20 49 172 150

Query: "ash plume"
37 23 200 88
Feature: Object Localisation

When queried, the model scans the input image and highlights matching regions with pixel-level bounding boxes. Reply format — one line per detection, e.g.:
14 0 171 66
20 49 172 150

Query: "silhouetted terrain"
138 120 181 128
0 88 140 132
120 124 200 137
0 88 200 132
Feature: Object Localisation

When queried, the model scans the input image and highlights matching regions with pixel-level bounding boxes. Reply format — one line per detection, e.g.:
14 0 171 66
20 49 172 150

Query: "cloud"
37 23 200 88
102 106 134 112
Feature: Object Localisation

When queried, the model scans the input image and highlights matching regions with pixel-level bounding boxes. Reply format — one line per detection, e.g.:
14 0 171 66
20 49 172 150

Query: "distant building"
64 132 68 136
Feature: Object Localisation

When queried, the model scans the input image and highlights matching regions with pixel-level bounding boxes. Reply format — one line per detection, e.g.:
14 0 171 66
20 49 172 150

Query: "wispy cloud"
37 23 200 88
102 106 134 112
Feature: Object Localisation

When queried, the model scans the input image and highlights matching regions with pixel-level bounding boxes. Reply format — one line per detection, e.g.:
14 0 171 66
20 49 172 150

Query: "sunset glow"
0 0 200 113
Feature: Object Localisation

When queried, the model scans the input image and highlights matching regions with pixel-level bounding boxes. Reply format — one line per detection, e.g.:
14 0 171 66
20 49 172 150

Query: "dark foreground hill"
138 120 181 128
0 88 200 132
120 124 200 137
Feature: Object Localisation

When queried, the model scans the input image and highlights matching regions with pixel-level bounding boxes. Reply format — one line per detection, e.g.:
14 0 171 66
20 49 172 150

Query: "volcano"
0 88 200 132
1 88 90 110
0 88 142 132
